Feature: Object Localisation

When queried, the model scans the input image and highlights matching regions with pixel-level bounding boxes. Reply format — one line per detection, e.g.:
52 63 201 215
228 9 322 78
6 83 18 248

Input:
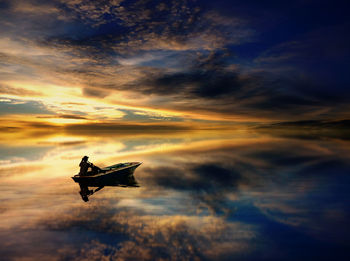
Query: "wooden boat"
72 162 142 186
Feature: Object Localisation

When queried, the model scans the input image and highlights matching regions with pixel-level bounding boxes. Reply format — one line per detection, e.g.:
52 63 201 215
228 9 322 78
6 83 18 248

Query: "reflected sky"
0 130 349 260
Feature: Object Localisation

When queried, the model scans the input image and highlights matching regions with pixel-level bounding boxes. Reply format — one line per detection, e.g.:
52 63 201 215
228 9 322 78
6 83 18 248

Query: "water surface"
0 130 349 260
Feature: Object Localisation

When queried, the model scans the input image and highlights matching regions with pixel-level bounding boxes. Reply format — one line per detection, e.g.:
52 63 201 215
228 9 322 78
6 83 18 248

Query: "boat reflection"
75 173 139 202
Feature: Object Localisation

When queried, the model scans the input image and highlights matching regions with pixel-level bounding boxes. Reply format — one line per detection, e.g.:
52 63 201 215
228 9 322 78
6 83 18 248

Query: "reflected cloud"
253 119 350 140
143 163 243 215
39 207 255 261
0 131 349 260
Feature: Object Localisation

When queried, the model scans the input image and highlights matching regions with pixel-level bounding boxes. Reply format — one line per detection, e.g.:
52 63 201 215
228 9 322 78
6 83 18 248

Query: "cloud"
0 98 53 115
121 50 349 120
82 87 110 98
130 51 242 97
0 0 348 122
0 143 53 164
64 122 193 135
0 84 42 96
38 0 251 60
0 164 46 177
37 114 87 120
38 207 255 261
13 1 61 16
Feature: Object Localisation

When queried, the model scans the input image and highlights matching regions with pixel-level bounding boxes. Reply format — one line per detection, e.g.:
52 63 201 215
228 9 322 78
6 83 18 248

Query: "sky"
0 0 349 130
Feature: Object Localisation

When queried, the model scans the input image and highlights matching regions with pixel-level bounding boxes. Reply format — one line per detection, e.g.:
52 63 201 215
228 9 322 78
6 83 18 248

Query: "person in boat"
79 155 102 175
79 156 92 176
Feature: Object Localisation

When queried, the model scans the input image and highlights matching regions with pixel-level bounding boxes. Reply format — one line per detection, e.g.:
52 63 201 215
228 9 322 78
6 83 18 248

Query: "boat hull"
72 162 141 187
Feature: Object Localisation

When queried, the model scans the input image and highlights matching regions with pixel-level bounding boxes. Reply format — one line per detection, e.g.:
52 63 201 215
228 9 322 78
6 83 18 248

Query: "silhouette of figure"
79 156 102 176
79 156 92 176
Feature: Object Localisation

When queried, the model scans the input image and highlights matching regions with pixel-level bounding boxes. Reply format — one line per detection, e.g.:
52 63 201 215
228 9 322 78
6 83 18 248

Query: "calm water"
0 130 349 260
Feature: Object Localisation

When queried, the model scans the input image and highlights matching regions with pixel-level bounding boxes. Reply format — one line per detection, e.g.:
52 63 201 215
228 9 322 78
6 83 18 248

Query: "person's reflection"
79 183 104 202
76 174 139 202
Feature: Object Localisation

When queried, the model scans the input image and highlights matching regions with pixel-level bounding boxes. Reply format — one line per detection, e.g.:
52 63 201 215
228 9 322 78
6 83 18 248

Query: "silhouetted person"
79 156 92 176
79 156 102 176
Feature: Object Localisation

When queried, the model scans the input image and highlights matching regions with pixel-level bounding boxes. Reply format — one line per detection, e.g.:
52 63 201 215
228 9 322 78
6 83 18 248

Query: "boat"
72 162 142 187
72 162 141 202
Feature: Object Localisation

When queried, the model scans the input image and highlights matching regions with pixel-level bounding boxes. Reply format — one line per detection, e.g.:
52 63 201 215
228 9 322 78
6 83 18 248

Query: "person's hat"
82 156 89 160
